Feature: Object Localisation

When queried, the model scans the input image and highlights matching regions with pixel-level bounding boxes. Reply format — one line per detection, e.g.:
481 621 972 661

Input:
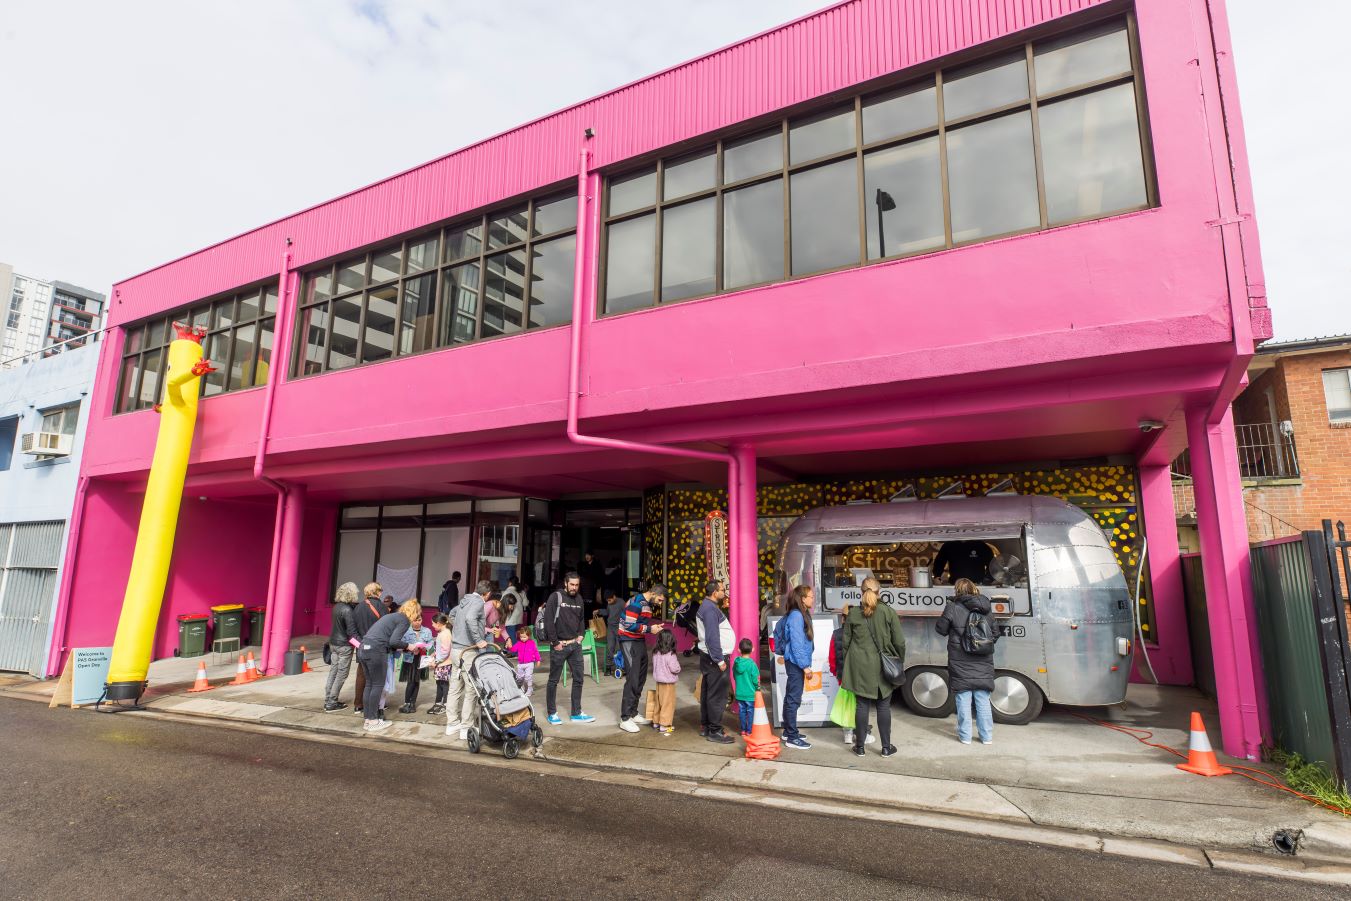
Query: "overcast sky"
0 1 1343 340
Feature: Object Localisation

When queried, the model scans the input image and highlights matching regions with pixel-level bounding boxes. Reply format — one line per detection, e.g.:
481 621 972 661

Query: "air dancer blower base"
102 323 214 708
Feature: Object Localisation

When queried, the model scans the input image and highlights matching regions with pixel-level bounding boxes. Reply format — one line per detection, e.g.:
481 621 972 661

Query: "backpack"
960 609 997 656
536 591 563 642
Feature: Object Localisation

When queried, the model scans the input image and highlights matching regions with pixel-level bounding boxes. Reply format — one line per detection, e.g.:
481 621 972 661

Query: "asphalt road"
0 697 1337 900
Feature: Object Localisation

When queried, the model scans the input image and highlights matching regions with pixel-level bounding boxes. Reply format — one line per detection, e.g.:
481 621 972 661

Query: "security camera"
1138 419 1165 433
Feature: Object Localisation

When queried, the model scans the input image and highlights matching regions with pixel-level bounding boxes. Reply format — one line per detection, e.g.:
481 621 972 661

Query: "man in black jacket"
543 572 595 725
323 582 360 711
438 572 461 617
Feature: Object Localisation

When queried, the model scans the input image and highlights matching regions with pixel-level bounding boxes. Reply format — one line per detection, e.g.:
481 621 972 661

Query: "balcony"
1173 421 1301 481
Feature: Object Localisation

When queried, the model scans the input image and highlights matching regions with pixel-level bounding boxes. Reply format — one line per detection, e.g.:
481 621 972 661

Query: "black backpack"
536 591 562 642
960 609 998 656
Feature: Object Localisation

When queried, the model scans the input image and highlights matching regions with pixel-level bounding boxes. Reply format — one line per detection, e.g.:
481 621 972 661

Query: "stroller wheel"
530 725 544 748
503 737 520 760
466 727 481 754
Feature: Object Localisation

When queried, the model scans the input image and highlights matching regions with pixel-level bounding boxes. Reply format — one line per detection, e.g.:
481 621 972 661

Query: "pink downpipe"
255 253 295 674
45 475 90 676
563 141 745 611
265 482 306 673
731 442 760 658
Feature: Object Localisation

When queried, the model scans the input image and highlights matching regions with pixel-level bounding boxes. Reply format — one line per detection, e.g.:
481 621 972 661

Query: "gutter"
254 250 294 674
563 138 742 599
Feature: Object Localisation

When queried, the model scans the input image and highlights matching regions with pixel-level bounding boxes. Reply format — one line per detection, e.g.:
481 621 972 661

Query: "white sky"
0 0 1344 340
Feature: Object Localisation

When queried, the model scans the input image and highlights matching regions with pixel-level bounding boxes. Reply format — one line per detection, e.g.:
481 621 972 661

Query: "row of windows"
603 17 1150 313
114 16 1152 409
116 284 277 413
291 194 577 377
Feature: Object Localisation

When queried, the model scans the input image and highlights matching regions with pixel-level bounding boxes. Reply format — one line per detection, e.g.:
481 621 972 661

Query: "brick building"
1176 335 1351 545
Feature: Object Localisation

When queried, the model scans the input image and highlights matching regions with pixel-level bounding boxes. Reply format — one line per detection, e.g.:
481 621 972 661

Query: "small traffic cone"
300 646 313 673
228 655 249 685
187 661 212 692
245 651 260 682
744 691 781 760
1176 712 1232 777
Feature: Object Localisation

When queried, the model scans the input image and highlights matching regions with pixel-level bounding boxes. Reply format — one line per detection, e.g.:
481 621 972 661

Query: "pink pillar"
730 442 760 658
1135 463 1193 686
264 482 306 674
1185 406 1265 759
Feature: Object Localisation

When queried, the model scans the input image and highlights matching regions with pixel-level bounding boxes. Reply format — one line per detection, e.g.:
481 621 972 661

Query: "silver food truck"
775 495 1134 724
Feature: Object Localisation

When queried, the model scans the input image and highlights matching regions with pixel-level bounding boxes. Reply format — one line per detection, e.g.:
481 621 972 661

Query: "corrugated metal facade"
110 0 1110 325
0 521 65 674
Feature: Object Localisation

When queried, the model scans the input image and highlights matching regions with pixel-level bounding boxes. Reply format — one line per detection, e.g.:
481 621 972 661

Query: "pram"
464 647 543 759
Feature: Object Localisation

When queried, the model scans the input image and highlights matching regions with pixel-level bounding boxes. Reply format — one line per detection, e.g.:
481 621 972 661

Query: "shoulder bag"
865 613 906 687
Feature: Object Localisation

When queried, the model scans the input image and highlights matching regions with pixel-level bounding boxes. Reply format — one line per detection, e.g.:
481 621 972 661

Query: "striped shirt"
617 594 653 640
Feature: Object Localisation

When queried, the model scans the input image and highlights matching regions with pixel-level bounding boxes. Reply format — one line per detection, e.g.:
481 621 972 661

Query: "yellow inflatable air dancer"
103 323 214 707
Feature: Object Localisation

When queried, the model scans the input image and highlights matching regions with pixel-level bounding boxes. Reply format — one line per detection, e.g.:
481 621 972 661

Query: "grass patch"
1266 748 1351 816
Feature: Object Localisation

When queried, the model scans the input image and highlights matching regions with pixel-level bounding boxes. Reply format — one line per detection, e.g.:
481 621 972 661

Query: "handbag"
866 614 905 687
322 643 332 666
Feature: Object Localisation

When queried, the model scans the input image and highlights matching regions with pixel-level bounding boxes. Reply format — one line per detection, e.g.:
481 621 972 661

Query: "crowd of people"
321 562 1000 748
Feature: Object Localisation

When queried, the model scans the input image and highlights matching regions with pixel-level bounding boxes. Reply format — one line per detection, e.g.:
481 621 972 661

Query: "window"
1323 369 1351 423
115 283 277 413
601 15 1152 313
40 403 80 437
293 191 576 377
0 416 16 471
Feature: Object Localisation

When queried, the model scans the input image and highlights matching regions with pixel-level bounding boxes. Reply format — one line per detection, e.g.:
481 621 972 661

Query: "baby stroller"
464 647 543 759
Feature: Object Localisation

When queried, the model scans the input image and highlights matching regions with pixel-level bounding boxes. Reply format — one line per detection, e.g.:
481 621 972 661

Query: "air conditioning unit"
20 431 72 458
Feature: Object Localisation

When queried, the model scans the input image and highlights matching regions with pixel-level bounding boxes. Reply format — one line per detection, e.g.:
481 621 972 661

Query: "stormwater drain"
1271 829 1301 855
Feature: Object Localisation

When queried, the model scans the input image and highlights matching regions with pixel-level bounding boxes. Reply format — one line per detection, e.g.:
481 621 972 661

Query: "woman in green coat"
841 577 905 758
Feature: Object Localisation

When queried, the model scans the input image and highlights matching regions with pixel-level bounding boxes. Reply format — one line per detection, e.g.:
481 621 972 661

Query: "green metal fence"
1249 537 1337 771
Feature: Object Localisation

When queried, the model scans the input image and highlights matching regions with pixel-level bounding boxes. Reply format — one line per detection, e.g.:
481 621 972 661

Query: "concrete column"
1136 463 1193 686
730 442 760 658
264 482 306 674
1185 406 1266 759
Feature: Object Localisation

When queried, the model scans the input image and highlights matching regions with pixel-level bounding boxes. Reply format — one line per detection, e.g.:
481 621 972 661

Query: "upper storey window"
115 282 277 413
293 192 577 377
601 16 1151 315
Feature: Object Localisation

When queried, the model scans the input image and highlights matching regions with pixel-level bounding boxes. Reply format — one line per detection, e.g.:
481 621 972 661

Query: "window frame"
1322 367 1351 424
598 11 1155 318
114 281 278 414
290 190 578 379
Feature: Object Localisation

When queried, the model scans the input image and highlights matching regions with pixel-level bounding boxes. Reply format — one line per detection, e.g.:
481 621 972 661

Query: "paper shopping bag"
645 689 657 721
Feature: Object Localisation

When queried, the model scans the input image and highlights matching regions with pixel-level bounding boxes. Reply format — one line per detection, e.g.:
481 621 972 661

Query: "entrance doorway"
558 499 642 615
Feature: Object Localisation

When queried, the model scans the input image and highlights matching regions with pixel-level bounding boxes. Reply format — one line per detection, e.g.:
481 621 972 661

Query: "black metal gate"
1312 520 1351 787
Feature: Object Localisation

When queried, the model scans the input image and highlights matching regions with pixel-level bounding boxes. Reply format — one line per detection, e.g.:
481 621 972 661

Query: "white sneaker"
619 718 640 733
365 719 392 733
865 732 876 745
980 738 993 745
459 728 469 740
631 715 651 725
843 729 854 744
443 720 462 732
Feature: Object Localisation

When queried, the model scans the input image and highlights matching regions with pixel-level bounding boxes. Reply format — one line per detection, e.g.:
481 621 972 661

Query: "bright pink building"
53 0 1271 757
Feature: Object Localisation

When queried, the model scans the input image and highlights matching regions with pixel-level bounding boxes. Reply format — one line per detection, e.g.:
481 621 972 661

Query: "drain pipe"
254 249 295 674
563 137 743 621
46 475 90 676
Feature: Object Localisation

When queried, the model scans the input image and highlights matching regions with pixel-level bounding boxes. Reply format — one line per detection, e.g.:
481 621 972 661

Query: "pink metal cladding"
563 142 749 642
56 2 1269 757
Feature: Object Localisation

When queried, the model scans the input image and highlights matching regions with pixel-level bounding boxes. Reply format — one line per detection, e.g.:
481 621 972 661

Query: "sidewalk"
8 637 1350 872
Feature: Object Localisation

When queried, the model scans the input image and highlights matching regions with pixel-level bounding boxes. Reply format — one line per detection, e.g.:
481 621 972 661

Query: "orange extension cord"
1070 712 1351 817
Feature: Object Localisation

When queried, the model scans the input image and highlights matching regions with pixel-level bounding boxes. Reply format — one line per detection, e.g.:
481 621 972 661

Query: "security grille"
0 521 65 674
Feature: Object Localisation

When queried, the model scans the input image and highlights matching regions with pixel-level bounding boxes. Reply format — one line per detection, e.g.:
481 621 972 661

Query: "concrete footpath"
6 639 1350 884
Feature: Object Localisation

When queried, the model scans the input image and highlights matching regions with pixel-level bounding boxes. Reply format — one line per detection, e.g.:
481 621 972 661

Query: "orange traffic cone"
187 661 212 692
300 646 313 673
228 655 249 685
245 651 260 682
744 691 781 760
1176 712 1232 777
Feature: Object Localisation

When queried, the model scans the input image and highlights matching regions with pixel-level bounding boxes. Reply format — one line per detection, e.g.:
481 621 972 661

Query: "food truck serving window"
817 524 1032 617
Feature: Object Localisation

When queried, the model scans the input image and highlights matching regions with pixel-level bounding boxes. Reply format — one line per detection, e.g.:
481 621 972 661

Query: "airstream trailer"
776 496 1134 724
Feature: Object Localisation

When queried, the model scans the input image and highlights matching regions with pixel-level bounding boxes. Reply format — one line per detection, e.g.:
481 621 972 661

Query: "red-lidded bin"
177 614 209 658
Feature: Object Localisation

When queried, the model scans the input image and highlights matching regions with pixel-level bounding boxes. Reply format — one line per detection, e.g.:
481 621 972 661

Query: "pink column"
264 482 306 674
1136 463 1193 686
1185 406 1266 759
730 442 760 658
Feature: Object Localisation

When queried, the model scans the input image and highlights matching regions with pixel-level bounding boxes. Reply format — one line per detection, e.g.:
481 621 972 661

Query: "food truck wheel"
990 671 1043 725
900 667 954 717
